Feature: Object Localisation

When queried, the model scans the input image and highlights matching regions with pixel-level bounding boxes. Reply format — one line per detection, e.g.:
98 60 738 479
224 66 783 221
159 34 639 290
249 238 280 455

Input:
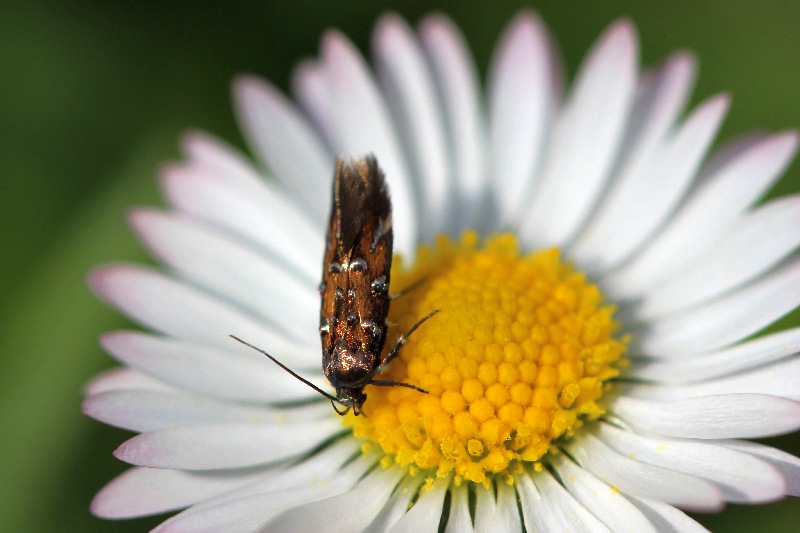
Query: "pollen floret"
347 231 626 486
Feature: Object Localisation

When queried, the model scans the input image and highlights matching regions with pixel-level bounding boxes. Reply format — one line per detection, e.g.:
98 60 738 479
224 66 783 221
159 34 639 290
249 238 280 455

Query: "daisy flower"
84 10 800 532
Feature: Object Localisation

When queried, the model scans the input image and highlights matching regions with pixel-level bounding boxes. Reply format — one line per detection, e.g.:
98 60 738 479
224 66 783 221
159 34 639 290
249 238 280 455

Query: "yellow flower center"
346 231 626 486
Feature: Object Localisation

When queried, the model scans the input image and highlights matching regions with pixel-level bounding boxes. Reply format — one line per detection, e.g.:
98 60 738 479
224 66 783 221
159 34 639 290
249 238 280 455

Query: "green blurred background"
1 1 798 531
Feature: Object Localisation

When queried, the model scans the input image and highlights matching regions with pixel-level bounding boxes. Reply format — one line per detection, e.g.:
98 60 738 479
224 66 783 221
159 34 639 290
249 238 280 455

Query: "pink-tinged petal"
374 14 450 239
155 451 373 533
389 473 451 532
291 59 336 144
232 76 334 221
162 136 322 283
574 93 727 274
418 14 488 233
315 30 417 257
487 10 558 226
83 389 328 433
611 393 800 439
520 20 637 248
363 474 424 533
606 131 799 297
179 132 322 240
101 331 322 403
637 259 800 357
444 482 473 533
722 440 800 497
91 466 268 519
88 265 312 365
626 495 710 533
550 455 656 532
268 465 405 533
636 196 800 319
532 470 611 531
114 419 341 470
130 209 317 341
628 327 800 383
567 434 724 511
571 51 696 271
597 423 786 503
83 367 172 396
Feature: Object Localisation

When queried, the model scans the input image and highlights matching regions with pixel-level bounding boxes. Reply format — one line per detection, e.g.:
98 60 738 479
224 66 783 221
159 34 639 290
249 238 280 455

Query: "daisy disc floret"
351 232 626 485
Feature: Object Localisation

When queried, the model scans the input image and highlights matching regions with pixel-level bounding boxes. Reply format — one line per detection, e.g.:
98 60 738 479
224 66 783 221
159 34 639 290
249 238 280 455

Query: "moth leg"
377 309 440 372
389 276 428 300
368 379 428 394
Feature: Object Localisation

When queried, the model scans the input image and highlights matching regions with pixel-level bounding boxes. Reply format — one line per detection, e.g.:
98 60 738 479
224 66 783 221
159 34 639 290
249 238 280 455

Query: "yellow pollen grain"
345 232 626 485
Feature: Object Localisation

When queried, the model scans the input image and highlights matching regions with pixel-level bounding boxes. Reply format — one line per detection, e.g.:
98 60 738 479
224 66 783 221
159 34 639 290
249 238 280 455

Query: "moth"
232 155 437 415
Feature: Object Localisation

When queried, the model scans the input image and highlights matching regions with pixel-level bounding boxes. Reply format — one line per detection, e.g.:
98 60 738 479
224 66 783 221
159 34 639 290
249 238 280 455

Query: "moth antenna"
229 335 346 407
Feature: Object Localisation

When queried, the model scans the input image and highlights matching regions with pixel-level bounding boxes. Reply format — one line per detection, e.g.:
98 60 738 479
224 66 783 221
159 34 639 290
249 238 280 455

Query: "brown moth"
232 155 436 416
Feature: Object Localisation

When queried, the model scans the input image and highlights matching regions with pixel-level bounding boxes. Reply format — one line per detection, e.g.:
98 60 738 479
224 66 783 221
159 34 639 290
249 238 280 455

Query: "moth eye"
349 258 368 272
371 275 388 294
328 262 343 274
346 312 360 326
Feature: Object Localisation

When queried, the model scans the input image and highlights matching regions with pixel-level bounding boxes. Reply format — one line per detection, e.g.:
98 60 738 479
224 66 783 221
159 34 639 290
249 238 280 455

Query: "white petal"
156 438 360 520
364 474 424 533
520 20 637 248
532 470 611 532
314 31 417 257
101 331 322 402
474 481 521 533
91 466 269 519
628 327 800 383
88 266 312 364
156 451 373 533
629 358 800 402
573 94 728 272
418 14 488 232
626 495 710 533
611 393 800 439
161 140 322 283
596 423 786 503
268 465 405 533
487 10 557 226
232 76 334 221
567 433 723 511
114 418 341 469
517 469 609 532
83 388 327 433
637 196 800 319
605 131 799 296
444 483 473 533
83 367 172 395
472 485 496 533
550 454 656 532
636 259 800 356
131 209 317 341
374 14 450 239
722 440 800 497
389 474 451 533
570 52 696 270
